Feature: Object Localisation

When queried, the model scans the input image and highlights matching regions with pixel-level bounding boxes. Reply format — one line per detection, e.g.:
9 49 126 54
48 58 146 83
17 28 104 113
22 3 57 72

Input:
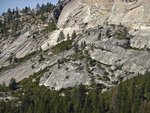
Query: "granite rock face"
58 0 150 29
40 62 91 90
47 0 71 22
0 0 150 90
130 27 150 49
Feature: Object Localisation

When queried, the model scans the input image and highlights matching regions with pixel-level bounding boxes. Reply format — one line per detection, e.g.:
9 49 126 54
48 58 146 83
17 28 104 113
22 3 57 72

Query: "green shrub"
77 66 84 70
89 59 97 67
41 21 56 33
113 26 129 40
71 51 84 61
104 71 109 75
102 75 110 81
52 40 73 54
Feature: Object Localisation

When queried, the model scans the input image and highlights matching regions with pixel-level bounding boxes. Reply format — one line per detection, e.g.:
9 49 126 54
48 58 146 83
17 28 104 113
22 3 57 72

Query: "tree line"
1 71 150 113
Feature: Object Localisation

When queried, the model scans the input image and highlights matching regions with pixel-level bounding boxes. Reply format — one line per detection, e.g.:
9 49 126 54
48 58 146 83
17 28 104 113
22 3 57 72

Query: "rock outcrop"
0 0 150 90
47 0 71 22
58 0 150 29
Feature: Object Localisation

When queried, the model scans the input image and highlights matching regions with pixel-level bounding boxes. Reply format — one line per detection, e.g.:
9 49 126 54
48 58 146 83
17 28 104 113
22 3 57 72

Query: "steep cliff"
58 0 150 29
0 0 150 90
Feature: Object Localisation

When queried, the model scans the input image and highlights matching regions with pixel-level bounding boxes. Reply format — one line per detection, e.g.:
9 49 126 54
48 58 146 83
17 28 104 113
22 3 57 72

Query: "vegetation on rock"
1 71 150 113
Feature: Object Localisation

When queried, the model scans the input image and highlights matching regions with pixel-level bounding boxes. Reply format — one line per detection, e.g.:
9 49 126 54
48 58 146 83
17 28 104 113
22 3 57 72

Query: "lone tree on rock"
98 32 101 40
67 33 70 40
74 43 79 53
57 30 65 42
9 78 17 90
72 30 77 40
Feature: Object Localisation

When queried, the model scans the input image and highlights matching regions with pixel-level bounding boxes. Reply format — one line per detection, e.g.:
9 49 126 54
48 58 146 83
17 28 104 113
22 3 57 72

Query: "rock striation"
0 0 150 90
58 0 150 29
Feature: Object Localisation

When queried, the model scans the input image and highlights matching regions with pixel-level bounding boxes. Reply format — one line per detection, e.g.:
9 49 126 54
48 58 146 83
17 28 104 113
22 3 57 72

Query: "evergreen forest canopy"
0 2 56 37
1 1 150 113
0 71 150 113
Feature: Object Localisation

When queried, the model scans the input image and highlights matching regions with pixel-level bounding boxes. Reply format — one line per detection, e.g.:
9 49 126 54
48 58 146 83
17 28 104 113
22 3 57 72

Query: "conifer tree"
98 32 101 40
72 30 77 39
74 43 79 53
67 33 70 40
36 3 40 10
9 78 17 90
57 30 65 42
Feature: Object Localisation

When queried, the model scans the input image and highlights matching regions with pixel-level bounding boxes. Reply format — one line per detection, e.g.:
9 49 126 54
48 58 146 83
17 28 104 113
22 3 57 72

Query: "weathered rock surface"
58 0 150 29
1 0 150 90
47 0 71 22
40 61 91 90
41 27 77 51
130 27 150 49
90 41 150 75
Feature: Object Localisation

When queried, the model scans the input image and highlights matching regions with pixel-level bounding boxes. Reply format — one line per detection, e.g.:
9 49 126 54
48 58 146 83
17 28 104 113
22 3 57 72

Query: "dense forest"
1 71 150 113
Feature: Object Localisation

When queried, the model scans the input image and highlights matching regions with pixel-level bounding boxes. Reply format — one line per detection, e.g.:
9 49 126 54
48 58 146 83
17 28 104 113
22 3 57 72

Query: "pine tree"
117 82 122 113
81 41 86 49
80 42 84 49
36 3 40 10
67 33 70 40
106 28 111 38
24 6 30 14
47 21 56 32
72 30 77 39
7 8 13 24
91 90 99 113
83 41 86 47
82 97 92 113
58 0 61 4
98 32 101 40
57 30 65 42
9 78 17 90
74 43 79 53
